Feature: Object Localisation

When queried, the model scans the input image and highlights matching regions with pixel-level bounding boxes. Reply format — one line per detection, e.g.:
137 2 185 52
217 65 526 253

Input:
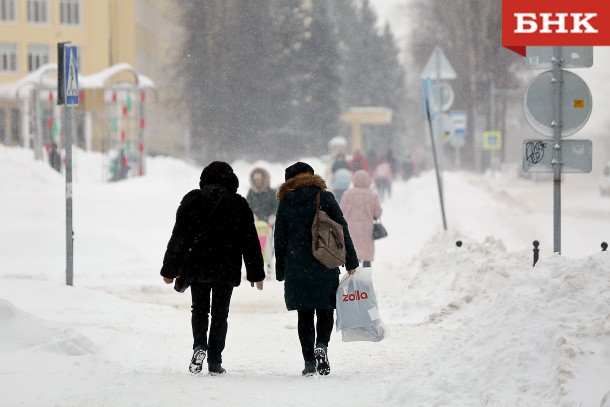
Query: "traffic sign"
450 110 467 147
525 46 593 70
522 139 592 173
430 82 455 112
483 131 502 151
64 44 79 106
523 70 592 138
421 46 457 80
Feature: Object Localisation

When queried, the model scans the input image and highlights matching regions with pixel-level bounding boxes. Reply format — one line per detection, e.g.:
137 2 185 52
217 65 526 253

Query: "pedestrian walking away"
246 167 278 273
160 161 265 376
48 143 61 173
340 170 382 268
274 162 359 376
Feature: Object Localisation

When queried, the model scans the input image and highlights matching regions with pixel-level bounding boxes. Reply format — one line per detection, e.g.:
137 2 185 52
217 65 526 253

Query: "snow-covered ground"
1 145 609 406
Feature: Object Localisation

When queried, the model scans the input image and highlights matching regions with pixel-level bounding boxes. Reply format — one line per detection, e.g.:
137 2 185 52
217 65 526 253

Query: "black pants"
190 282 234 364
297 309 334 362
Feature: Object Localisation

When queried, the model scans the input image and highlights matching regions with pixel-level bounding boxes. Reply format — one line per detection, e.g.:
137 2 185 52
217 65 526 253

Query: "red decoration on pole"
121 130 126 141
122 105 128 117
140 118 145 129
140 91 146 102
112 92 117 102
138 143 144 152
48 118 53 129
49 92 53 102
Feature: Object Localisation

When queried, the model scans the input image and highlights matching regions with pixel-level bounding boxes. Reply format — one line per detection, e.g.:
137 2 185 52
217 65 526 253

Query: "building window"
27 44 49 71
0 0 16 22
0 43 17 72
60 0 80 25
27 0 48 23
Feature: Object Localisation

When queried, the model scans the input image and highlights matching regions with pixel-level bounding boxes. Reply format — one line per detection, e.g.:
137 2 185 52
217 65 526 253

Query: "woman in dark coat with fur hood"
161 161 265 376
274 162 359 376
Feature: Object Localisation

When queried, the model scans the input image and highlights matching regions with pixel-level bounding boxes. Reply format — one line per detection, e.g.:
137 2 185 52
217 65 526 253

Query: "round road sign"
431 81 455 112
523 70 592 138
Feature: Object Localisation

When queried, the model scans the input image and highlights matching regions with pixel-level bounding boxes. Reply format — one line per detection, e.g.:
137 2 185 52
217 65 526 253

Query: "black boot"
208 363 226 375
189 348 206 374
314 345 330 376
302 360 316 376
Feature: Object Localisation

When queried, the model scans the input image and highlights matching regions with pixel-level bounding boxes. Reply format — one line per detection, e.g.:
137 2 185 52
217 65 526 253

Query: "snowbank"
386 252 610 406
0 299 96 356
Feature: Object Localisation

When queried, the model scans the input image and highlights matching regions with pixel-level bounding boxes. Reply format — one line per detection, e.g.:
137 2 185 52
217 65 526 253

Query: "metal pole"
33 88 43 160
65 106 74 285
552 47 563 254
424 89 448 231
490 78 496 173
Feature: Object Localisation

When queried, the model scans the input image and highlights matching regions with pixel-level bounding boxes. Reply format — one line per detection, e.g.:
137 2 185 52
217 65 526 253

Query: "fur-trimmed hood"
277 173 326 200
249 167 271 192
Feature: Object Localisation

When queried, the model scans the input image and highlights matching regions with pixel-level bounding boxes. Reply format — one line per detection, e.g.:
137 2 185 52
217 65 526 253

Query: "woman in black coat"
161 161 265 375
274 162 359 376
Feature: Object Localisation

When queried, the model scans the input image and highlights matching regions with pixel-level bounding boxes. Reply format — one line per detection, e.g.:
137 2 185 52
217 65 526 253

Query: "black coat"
274 174 359 311
161 184 265 287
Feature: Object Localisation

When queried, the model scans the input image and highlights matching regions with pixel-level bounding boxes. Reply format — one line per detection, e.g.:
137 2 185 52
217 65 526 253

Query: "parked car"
600 162 610 197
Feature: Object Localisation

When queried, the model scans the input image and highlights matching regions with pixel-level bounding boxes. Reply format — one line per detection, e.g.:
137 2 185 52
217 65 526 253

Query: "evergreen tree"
329 0 408 158
298 0 342 153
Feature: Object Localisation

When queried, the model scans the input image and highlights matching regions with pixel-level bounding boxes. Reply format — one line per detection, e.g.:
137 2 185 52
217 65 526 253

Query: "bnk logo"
514 13 598 34
502 0 610 55
343 290 368 302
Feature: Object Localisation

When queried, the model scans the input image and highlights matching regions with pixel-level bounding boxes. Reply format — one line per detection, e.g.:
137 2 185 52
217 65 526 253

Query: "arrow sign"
421 46 457 80
64 44 79 107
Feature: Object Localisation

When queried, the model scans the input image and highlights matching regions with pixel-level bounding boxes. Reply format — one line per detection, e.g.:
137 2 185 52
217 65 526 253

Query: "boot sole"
314 348 330 376
189 350 206 375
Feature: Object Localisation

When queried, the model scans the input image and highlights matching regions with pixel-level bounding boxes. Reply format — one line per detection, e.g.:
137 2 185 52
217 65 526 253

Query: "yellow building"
0 0 135 84
0 0 157 177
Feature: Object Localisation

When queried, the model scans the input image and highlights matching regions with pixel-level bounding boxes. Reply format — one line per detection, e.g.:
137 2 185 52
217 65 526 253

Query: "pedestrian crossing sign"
64 45 79 106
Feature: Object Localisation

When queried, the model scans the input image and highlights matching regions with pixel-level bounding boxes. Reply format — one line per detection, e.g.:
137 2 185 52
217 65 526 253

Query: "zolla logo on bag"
342 290 368 302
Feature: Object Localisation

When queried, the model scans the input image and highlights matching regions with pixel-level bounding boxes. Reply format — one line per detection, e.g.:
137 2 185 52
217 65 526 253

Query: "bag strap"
314 191 321 250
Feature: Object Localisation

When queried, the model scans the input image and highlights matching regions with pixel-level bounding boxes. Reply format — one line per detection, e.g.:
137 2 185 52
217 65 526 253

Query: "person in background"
332 167 352 204
373 156 393 201
111 149 129 181
402 154 414 180
246 167 278 273
161 161 265 376
340 170 382 268
49 143 61 173
274 162 358 376
246 167 278 225
349 150 369 173
331 153 351 204
331 153 350 174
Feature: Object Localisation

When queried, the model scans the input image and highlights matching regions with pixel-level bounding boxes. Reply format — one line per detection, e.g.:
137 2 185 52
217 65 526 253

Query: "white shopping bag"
336 267 385 342
341 320 385 342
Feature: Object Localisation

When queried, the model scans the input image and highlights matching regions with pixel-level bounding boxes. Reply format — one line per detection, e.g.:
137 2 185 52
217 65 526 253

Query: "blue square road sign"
64 45 79 106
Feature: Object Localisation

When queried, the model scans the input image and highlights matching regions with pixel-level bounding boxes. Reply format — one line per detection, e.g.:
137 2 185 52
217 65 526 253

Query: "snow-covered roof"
0 63 156 100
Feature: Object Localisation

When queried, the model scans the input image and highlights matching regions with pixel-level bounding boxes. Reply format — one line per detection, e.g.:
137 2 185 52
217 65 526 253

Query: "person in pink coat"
339 170 382 267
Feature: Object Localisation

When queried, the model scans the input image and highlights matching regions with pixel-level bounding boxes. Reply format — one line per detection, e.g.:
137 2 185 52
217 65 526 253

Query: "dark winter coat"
274 173 359 311
161 164 265 287
246 167 278 221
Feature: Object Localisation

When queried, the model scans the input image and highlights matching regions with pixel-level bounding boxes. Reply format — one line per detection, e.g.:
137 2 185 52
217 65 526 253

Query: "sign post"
522 46 593 254
421 47 457 231
58 42 78 286
551 47 564 254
